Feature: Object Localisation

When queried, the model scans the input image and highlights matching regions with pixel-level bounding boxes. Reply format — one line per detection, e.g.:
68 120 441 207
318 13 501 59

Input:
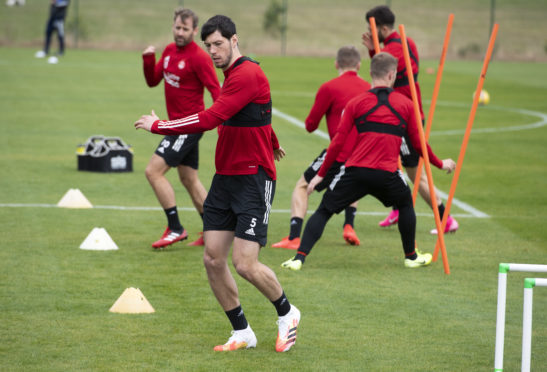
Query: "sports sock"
225 305 248 331
397 202 416 258
288 217 303 240
295 204 333 263
271 292 291 317
437 203 446 220
344 206 357 227
164 206 183 232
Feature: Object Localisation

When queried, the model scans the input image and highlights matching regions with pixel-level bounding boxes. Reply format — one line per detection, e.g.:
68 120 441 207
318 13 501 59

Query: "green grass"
1 46 546 371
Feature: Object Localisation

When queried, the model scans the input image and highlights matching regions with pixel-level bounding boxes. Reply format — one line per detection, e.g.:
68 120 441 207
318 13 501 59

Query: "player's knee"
203 250 224 271
232 258 256 281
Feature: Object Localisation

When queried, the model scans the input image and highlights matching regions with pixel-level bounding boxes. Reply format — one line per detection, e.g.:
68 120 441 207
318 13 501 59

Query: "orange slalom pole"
412 14 454 204
369 17 381 54
433 23 499 260
399 24 450 274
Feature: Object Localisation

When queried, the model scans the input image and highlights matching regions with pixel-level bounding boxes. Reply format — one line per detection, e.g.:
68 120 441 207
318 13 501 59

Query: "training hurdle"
521 278 547 372
494 263 547 372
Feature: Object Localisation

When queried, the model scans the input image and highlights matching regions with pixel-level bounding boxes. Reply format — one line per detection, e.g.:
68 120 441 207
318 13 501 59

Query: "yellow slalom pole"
399 24 450 274
433 23 499 260
412 14 454 204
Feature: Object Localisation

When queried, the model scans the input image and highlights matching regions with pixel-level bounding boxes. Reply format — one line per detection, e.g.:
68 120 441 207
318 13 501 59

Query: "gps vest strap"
353 87 407 137
385 38 419 87
223 56 272 128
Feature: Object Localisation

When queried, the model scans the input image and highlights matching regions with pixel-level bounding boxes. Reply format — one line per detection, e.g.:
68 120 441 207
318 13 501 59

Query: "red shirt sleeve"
271 129 280 150
142 52 163 87
195 52 221 102
305 83 332 133
317 103 355 178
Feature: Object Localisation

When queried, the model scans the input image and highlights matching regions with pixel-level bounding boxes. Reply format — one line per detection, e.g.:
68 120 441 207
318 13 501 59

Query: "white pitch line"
0 203 473 218
272 107 491 218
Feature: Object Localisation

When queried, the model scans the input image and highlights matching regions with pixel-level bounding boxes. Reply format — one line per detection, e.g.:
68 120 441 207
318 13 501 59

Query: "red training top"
318 87 442 177
143 41 221 120
369 31 424 119
151 56 279 180
305 71 371 162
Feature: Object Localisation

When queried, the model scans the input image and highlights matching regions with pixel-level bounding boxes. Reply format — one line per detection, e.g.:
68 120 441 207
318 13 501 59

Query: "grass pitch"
0 47 546 371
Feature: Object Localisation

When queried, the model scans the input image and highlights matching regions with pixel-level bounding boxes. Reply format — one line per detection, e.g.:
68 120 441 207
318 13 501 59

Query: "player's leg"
405 165 459 234
145 139 187 248
343 200 360 245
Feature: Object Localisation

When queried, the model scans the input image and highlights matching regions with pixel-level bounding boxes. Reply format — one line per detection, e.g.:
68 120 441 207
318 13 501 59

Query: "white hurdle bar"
521 278 547 372
494 263 547 372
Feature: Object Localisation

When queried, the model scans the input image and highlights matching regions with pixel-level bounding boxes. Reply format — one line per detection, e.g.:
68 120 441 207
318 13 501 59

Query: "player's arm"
135 69 257 135
305 85 331 133
142 46 163 87
196 53 221 102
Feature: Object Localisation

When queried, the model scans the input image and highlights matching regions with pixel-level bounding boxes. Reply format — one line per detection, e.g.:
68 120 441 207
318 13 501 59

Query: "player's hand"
273 146 286 161
307 175 324 195
134 110 159 132
361 32 374 50
441 159 456 174
143 45 155 55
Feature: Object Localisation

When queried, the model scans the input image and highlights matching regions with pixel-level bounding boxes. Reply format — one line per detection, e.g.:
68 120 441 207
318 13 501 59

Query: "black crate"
77 136 133 173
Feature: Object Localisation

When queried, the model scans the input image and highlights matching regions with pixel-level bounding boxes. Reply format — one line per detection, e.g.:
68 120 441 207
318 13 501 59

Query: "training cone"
109 287 155 314
57 188 93 208
79 227 118 251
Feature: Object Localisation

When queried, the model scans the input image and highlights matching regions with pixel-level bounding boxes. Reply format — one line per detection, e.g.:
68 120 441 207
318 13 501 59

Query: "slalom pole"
412 14 454 204
433 23 499 260
371 17 404 173
399 24 450 274
368 17 381 54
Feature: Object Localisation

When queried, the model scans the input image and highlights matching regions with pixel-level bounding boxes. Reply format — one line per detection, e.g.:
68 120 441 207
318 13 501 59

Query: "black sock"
271 292 291 317
164 206 183 232
438 203 446 220
397 202 416 258
344 206 357 227
225 305 248 331
288 217 303 240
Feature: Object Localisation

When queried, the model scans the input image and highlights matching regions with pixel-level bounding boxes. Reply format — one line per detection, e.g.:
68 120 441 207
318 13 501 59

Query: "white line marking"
272 106 496 218
0 203 474 218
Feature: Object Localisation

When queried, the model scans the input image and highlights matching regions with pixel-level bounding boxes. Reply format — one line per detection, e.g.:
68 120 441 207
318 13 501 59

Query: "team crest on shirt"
178 60 186 70
163 56 170 69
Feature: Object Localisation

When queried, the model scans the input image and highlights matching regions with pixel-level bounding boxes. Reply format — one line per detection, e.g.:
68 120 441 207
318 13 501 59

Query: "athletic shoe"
343 224 360 246
213 325 257 351
379 209 399 227
430 215 459 235
271 236 300 250
47 56 58 64
187 232 204 246
35 50 46 58
404 250 433 268
281 258 303 271
151 227 188 249
276 305 301 352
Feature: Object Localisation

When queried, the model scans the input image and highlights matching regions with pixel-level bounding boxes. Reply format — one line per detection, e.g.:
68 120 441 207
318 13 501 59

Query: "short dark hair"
336 46 361 69
174 8 198 29
201 15 236 41
370 52 397 80
365 5 395 28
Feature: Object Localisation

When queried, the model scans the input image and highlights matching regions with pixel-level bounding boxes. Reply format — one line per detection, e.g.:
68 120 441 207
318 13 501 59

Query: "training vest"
385 38 419 88
223 57 272 128
353 87 407 137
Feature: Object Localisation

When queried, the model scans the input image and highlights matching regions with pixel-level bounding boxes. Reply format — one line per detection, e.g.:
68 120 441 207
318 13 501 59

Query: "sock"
225 305 248 331
437 203 446 220
271 292 291 317
288 217 303 240
164 206 183 232
397 202 417 259
344 206 357 227
295 204 334 264
200 212 204 221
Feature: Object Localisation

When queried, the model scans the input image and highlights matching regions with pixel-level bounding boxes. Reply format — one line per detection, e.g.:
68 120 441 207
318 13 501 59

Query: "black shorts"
203 167 275 247
322 167 412 214
154 133 202 169
400 119 425 168
303 149 345 192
